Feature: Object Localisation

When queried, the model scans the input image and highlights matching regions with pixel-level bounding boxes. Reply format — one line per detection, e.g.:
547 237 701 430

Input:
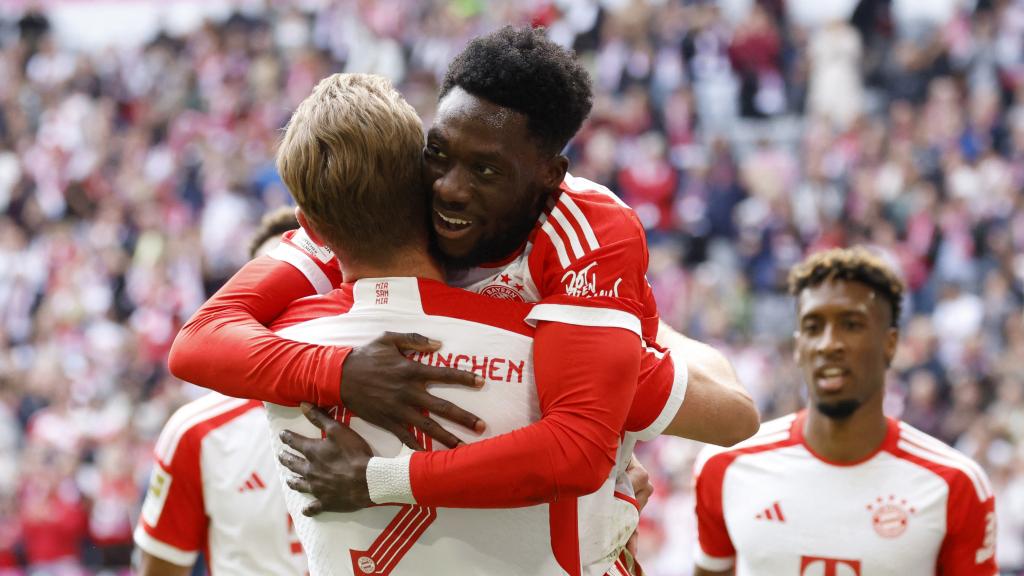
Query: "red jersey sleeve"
530 184 660 341
134 421 208 566
937 470 998 575
269 228 343 293
407 321 641 507
529 186 683 441
623 345 687 440
692 449 737 572
168 253 348 406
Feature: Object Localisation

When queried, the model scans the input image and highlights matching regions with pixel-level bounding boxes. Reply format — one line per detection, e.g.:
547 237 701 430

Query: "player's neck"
803 394 888 464
339 246 444 283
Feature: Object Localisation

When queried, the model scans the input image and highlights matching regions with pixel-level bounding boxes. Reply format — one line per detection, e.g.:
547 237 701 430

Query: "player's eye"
842 319 865 331
425 144 447 160
476 164 497 176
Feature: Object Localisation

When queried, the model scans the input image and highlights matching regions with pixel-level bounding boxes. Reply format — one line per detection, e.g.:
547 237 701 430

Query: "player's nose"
432 165 473 207
815 324 845 355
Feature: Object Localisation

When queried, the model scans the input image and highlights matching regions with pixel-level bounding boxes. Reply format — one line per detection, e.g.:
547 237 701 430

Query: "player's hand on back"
341 331 486 449
279 403 374 515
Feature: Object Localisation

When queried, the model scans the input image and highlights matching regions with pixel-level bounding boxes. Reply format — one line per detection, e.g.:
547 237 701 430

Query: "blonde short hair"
277 73 425 264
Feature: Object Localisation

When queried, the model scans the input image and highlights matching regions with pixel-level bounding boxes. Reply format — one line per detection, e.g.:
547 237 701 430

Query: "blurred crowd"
0 0 1022 574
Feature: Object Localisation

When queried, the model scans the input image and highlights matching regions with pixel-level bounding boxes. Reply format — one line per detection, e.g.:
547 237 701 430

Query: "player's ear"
295 207 325 246
540 154 568 190
884 327 898 367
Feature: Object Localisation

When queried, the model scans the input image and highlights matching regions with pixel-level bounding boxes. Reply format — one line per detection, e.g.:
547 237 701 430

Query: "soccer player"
134 208 308 576
262 72 666 576
692 248 998 575
167 25 757 452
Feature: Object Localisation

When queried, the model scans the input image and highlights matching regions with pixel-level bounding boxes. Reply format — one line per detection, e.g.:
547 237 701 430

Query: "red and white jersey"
445 173 658 340
265 277 669 576
263 174 681 438
268 227 342 296
270 174 659 342
134 394 307 575
693 411 998 575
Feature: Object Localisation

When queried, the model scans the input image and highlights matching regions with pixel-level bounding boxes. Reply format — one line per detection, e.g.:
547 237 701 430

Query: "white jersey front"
134 393 307 575
693 412 998 575
264 277 645 576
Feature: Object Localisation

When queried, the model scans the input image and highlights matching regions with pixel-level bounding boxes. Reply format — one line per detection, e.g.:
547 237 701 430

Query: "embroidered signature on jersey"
292 231 335 265
561 261 622 298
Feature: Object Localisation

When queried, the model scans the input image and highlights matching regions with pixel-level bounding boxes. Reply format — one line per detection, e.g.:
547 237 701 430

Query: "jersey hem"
693 547 735 571
133 525 199 567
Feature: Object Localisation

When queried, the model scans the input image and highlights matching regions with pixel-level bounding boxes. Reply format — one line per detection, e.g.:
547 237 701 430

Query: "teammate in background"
167 26 758 453
692 248 998 576
262 72 665 576
134 208 308 576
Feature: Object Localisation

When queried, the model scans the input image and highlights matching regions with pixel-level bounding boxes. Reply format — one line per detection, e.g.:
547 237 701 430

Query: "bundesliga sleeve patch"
141 465 173 527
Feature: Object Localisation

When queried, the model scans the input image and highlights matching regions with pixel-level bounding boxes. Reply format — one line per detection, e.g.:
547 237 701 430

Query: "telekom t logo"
800 556 862 576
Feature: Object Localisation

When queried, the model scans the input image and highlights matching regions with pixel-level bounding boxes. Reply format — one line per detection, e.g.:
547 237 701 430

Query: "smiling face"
424 87 564 269
794 279 898 420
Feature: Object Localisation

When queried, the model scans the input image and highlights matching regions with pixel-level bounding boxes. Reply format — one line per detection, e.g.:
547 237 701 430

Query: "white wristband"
366 455 416 505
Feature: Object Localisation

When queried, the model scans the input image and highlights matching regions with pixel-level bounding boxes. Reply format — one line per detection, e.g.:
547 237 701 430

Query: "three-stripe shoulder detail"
154 395 254 465
896 422 993 502
539 190 603 269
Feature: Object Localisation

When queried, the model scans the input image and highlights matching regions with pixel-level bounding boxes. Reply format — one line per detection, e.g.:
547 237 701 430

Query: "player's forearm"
402 418 620 507
657 322 759 446
369 323 640 508
171 322 347 406
169 256 345 405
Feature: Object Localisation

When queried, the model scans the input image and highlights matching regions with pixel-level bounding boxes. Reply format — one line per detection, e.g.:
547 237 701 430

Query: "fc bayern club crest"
481 283 525 301
866 495 915 538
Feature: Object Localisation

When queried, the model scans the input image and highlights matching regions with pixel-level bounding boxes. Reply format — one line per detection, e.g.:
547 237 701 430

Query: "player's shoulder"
891 420 994 503
270 288 356 333
539 174 644 257
153 393 262 466
417 278 535 338
694 413 799 478
267 227 342 294
280 228 336 265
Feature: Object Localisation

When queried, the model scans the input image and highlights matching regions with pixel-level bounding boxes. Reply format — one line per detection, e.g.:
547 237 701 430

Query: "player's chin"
434 230 485 265
815 398 862 420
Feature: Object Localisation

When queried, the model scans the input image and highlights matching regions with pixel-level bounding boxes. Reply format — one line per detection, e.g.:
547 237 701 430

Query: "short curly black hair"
440 26 593 154
249 206 299 258
788 247 905 327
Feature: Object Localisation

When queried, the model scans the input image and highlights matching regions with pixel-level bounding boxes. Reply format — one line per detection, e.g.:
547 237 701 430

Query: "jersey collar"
792 409 900 467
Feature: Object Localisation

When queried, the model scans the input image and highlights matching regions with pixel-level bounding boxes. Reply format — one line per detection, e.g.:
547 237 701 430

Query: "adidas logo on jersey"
755 501 786 522
237 471 267 493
